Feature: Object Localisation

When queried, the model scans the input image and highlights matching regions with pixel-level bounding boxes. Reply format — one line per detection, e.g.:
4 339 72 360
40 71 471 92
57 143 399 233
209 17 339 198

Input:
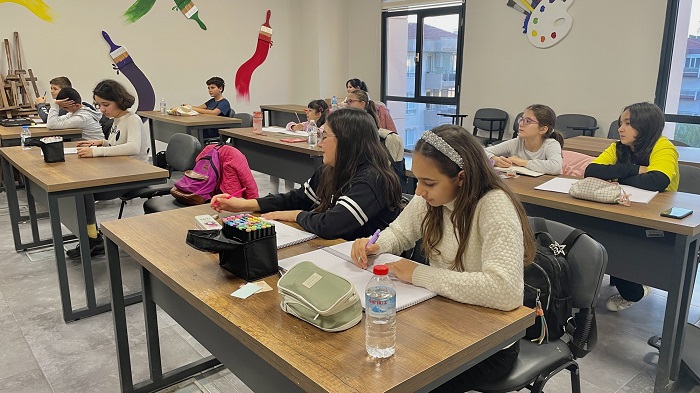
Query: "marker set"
222 213 276 243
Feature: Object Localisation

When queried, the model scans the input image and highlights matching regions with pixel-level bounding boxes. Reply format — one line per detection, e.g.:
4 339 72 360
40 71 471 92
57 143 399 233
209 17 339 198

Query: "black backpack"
524 219 584 343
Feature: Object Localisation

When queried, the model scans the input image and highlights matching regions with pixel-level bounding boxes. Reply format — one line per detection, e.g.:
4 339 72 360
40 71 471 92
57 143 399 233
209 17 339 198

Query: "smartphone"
660 207 693 219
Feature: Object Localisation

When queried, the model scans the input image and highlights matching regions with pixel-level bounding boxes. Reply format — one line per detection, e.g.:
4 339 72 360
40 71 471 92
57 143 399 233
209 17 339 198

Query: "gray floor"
1 170 700 392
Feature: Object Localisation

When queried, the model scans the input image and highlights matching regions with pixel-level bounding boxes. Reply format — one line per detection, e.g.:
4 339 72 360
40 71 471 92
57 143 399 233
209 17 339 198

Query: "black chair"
473 108 509 146
117 134 201 218
555 114 599 139
438 113 469 127
512 112 524 139
233 112 253 128
607 120 620 139
473 217 608 393
670 139 690 147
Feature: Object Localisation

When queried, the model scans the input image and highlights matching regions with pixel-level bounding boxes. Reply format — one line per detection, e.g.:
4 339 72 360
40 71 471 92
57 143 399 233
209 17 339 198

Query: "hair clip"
420 130 464 169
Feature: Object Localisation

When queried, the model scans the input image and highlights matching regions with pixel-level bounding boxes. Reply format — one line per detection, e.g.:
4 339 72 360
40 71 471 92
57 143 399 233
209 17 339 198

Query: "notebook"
262 126 307 137
494 166 543 177
278 241 437 311
534 177 659 204
270 220 317 249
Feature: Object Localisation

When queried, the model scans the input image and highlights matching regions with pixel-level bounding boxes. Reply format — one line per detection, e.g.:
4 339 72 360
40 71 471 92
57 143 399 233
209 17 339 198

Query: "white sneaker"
606 285 651 312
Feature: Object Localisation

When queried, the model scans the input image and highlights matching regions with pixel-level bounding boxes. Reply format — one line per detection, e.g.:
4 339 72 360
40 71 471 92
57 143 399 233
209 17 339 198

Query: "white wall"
461 0 668 137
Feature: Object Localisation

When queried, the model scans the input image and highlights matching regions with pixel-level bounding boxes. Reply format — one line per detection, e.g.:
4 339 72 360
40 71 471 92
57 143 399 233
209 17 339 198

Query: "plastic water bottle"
307 119 318 147
21 126 31 150
331 96 338 112
365 265 396 358
160 98 167 115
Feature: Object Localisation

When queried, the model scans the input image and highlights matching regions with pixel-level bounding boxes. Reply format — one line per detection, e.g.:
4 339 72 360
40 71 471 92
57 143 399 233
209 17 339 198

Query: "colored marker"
367 229 380 248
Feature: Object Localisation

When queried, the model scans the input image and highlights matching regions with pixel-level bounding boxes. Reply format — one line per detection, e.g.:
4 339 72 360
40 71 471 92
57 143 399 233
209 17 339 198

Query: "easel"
1 32 40 119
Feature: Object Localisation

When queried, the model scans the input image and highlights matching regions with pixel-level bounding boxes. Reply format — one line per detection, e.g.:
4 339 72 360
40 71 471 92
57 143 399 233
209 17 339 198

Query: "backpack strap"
566 307 597 358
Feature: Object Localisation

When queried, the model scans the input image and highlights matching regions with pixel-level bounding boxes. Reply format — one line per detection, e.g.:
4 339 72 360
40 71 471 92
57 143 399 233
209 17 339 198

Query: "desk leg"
141 268 163 383
654 235 697 392
75 195 98 311
149 118 157 164
2 156 24 251
47 194 76 322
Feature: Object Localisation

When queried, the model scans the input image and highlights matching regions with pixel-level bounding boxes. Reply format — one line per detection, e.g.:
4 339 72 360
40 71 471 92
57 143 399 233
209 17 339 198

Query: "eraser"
195 215 222 230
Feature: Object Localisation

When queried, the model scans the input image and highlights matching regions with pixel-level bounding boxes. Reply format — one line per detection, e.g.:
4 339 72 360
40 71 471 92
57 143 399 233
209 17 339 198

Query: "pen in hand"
212 187 247 207
367 229 380 249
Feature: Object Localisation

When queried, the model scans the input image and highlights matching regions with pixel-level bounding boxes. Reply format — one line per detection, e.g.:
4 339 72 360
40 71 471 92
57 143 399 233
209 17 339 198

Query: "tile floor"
1 170 700 392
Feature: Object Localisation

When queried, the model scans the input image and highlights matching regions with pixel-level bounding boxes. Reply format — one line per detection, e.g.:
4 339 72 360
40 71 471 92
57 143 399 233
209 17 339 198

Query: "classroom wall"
460 0 668 137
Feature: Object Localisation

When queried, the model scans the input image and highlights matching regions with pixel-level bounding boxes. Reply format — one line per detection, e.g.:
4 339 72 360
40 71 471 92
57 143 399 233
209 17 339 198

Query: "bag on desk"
569 177 631 206
278 261 362 332
185 229 279 281
168 105 199 116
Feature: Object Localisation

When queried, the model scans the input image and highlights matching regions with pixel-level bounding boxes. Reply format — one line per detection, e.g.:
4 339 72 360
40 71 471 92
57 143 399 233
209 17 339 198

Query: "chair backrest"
228 108 236 117
679 164 700 194
233 112 253 128
473 108 508 132
512 112 524 138
607 120 620 139
528 217 608 309
166 133 202 172
670 139 690 147
555 114 598 139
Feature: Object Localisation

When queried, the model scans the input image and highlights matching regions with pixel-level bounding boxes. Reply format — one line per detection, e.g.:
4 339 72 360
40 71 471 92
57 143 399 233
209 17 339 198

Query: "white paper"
40 148 77 156
262 126 307 137
534 177 658 204
28 124 48 128
494 166 543 177
268 220 317 249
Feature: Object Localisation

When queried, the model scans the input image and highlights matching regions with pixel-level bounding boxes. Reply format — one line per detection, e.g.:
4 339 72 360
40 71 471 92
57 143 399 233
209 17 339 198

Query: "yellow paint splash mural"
0 0 54 22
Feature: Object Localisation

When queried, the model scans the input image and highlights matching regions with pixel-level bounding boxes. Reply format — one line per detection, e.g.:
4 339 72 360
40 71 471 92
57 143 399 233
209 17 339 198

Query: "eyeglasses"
518 117 540 126
344 99 361 105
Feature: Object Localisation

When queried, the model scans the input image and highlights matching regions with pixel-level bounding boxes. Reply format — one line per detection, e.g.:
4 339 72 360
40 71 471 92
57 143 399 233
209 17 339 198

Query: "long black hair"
308 99 329 127
346 78 368 92
314 108 402 213
615 102 665 166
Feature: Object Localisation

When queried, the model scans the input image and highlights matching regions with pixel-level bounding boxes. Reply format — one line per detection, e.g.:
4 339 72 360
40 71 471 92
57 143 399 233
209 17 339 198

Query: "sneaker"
606 285 651 312
66 234 105 260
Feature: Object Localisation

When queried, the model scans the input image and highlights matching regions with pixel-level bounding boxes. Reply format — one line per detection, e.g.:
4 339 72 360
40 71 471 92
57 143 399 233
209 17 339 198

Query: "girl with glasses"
345 78 397 132
484 104 563 175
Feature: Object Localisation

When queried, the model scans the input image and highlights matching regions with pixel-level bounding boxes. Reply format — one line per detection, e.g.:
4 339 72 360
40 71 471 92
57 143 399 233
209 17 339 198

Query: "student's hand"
210 194 246 213
34 96 46 104
639 166 648 174
492 156 512 168
385 259 418 284
55 98 75 109
350 237 380 269
76 140 103 147
261 210 301 222
291 123 304 131
508 156 527 167
76 147 94 158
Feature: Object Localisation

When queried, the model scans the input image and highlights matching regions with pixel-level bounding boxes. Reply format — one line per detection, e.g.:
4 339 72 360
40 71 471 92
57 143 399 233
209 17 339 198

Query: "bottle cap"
373 265 389 275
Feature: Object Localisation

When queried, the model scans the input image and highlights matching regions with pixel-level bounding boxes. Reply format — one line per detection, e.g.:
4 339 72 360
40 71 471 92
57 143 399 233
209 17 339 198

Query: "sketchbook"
494 166 543 177
534 177 659 204
278 241 437 311
270 220 317 249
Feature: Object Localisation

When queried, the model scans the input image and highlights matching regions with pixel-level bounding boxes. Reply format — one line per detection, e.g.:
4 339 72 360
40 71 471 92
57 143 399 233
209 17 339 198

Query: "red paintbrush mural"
235 10 273 101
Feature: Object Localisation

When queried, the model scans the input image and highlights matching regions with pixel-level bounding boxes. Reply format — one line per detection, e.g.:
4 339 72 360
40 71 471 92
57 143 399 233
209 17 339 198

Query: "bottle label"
366 287 396 317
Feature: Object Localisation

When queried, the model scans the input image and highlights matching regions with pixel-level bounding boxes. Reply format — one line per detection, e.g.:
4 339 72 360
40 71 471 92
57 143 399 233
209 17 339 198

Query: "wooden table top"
0 125 83 140
0 145 168 192
101 205 534 393
260 104 307 114
220 127 323 156
564 136 700 168
136 111 242 127
505 175 700 236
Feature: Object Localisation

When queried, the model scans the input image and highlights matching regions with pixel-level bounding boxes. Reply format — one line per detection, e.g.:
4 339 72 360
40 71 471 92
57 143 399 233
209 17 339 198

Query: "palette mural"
102 31 156 122
235 10 273 101
0 0 53 22
123 0 207 30
507 0 574 48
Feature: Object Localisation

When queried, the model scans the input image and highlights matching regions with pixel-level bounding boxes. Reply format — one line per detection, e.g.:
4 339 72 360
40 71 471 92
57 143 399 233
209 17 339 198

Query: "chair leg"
118 201 126 219
567 362 581 393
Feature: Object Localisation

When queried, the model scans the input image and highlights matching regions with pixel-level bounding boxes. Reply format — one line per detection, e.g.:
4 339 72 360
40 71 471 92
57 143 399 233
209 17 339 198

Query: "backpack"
170 145 221 205
524 218 584 344
379 130 409 193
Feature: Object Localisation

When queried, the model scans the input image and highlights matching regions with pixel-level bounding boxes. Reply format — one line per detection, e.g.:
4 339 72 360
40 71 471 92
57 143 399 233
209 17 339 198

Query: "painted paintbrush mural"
123 0 206 30
0 0 53 22
235 10 273 101
506 0 574 48
102 31 156 122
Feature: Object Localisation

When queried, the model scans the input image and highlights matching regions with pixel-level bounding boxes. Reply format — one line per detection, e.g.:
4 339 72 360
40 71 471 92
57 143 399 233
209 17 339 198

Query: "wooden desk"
0 145 168 322
564 136 700 168
137 111 242 161
505 175 700 393
103 205 534 393
220 127 323 184
260 104 307 127
0 125 83 147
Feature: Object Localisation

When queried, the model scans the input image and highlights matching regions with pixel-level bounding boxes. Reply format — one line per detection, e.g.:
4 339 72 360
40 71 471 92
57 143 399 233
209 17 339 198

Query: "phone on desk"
660 207 693 219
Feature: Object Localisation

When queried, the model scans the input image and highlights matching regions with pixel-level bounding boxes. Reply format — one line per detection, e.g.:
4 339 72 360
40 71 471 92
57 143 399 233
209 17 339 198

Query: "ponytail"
546 129 564 149
308 99 329 127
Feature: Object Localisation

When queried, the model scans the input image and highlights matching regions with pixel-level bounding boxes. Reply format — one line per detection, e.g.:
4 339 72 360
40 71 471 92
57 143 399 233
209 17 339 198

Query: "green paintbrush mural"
123 0 206 30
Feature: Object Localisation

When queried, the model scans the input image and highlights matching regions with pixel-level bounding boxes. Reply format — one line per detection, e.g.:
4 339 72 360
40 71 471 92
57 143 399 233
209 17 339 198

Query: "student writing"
351 125 535 391
211 108 403 240
484 104 563 175
35 76 72 123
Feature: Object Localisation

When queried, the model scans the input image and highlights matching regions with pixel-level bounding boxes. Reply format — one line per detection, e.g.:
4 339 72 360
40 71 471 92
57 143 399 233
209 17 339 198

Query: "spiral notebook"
278 241 436 311
271 221 317 249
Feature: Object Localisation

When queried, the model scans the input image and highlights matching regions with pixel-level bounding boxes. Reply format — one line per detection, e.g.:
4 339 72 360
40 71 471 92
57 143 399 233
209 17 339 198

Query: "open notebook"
271 221 317 249
494 166 543 177
278 241 436 311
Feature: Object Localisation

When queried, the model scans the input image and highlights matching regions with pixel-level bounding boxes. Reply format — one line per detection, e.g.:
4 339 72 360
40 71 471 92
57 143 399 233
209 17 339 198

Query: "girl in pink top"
286 99 329 132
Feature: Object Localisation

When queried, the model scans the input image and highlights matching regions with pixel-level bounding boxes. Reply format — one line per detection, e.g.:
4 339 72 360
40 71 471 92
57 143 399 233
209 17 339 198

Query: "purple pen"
367 229 381 247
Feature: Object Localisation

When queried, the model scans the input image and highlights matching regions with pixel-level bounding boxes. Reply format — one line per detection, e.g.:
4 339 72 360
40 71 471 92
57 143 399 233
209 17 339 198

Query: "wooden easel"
1 32 40 119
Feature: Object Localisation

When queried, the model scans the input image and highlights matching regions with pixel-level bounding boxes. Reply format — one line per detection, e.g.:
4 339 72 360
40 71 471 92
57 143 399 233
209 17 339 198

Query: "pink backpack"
170 146 221 205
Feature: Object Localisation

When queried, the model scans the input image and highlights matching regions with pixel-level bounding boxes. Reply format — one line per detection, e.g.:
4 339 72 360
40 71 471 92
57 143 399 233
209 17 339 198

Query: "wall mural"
123 0 207 30
507 0 574 48
0 0 53 22
102 31 156 121
235 10 273 101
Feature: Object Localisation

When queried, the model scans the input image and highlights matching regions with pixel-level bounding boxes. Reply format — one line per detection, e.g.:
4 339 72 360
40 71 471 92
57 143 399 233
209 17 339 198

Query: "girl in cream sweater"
351 125 535 391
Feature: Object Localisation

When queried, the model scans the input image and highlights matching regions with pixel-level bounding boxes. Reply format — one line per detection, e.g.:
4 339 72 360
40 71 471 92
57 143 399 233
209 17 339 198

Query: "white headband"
420 131 464 169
